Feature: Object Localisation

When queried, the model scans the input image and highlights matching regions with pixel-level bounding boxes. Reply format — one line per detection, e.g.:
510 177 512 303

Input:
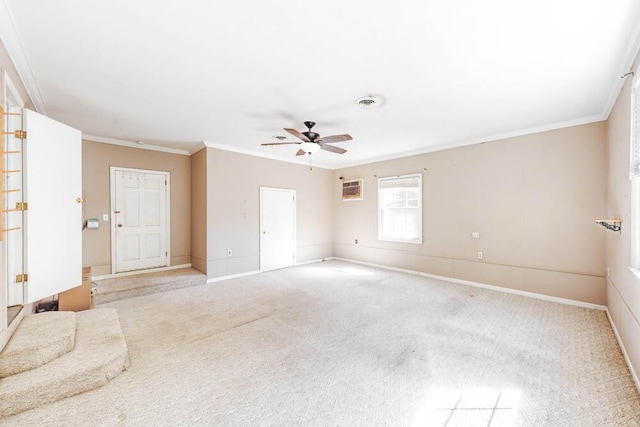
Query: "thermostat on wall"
86 218 99 229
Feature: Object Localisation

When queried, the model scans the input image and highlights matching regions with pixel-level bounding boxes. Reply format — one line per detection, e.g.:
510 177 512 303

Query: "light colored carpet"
93 267 206 304
2 260 639 426
0 311 76 378
0 308 130 417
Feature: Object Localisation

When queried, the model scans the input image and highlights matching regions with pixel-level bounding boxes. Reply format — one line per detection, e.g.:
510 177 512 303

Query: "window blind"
378 175 421 189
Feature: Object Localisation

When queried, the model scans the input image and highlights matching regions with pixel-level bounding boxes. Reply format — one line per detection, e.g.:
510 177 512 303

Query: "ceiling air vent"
355 95 383 108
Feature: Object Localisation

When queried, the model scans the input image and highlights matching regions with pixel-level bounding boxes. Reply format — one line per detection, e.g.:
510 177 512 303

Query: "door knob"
76 197 84 203
117 224 122 228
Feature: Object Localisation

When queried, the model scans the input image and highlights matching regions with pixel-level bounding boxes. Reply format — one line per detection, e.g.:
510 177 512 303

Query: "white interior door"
23 109 82 303
260 187 295 272
112 168 169 273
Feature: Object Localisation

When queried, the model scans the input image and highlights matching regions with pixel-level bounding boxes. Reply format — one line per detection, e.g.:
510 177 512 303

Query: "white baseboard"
605 309 640 394
92 263 192 281
296 257 336 266
333 257 607 311
206 258 337 283
207 270 261 283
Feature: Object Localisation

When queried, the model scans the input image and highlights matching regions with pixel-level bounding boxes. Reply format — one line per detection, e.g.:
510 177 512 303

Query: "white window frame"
630 70 640 278
378 173 423 244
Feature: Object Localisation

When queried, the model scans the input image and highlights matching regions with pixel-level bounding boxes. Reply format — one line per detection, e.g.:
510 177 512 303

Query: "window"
378 173 422 243
631 73 640 271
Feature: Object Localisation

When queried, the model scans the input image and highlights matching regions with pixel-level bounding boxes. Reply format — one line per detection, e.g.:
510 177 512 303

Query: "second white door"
260 187 296 272
112 168 169 273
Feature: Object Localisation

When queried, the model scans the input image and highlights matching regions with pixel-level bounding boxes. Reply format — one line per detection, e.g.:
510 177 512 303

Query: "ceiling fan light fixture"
355 95 383 108
300 142 321 154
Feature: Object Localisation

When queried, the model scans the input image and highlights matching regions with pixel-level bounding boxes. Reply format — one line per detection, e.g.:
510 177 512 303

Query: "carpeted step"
93 268 206 304
0 308 130 417
0 311 76 378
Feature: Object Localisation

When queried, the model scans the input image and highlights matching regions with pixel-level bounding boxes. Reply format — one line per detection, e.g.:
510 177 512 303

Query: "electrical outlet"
102 213 109 221
471 232 480 239
227 249 232 257
477 251 483 260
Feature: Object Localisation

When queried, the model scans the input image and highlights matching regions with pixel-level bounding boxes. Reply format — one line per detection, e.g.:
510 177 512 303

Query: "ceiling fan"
261 121 352 156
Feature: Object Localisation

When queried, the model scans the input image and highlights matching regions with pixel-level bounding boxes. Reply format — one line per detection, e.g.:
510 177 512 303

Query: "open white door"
260 187 296 272
23 109 82 303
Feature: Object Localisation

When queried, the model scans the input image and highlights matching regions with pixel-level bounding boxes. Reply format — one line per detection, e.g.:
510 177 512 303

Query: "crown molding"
0 0 47 114
83 134 191 156
602 13 640 119
188 142 207 155
334 113 606 170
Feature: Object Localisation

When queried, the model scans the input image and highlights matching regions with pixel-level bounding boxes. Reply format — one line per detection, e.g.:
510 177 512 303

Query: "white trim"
188 142 207 155
602 16 640 120
260 187 297 272
628 266 640 281
605 308 640 394
295 257 335 266
91 263 191 281
203 141 333 170
109 166 171 274
206 270 261 283
335 114 605 170
333 257 607 311
0 70 7 334
201 114 606 171
378 173 423 245
84 134 191 156
0 1 46 114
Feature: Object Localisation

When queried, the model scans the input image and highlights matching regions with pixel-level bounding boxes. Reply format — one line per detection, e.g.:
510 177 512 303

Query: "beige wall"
201 148 333 279
191 149 207 273
82 140 191 275
334 122 608 304
606 58 640 381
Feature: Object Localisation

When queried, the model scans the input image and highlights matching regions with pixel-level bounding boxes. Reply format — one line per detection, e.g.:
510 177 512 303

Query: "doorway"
260 187 296 272
110 167 170 273
2 70 24 330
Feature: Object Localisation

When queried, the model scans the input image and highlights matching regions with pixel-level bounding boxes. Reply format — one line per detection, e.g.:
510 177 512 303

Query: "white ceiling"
2 0 640 169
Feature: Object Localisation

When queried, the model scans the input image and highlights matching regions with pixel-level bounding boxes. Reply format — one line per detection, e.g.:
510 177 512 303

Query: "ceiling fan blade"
320 143 347 154
261 142 300 146
317 134 352 144
296 149 306 156
284 128 310 142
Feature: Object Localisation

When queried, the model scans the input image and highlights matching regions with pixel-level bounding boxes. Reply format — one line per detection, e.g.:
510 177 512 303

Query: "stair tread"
0 311 76 378
0 308 130 417
94 268 205 294
93 268 206 304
